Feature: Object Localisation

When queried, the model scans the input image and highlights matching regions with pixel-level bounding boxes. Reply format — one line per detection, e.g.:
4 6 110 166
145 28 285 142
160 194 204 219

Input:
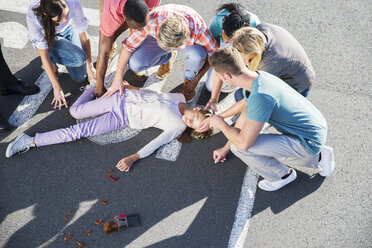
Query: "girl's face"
52 6 69 25
182 108 205 129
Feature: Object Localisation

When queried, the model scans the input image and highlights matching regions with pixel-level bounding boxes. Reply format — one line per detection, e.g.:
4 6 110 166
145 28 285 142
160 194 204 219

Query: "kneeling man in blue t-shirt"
199 46 335 191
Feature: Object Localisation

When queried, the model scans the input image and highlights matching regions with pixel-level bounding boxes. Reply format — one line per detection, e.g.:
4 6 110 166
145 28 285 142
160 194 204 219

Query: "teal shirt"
244 71 327 155
209 9 260 43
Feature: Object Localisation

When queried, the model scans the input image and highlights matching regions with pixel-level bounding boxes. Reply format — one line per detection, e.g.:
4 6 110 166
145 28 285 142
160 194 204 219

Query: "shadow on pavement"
0 57 43 120
252 171 325 216
0 76 247 247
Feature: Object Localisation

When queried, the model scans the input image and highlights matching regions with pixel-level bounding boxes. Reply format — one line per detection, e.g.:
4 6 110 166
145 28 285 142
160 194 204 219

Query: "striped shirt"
122 4 217 56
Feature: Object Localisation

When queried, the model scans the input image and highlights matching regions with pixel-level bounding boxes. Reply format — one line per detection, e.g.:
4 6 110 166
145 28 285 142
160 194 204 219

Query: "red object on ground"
108 175 118 182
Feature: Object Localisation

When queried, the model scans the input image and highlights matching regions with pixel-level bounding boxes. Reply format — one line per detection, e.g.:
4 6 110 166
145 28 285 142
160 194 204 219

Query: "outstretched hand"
197 117 212 133
204 100 218 114
213 146 229 164
103 77 124 98
51 86 68 110
116 153 140 172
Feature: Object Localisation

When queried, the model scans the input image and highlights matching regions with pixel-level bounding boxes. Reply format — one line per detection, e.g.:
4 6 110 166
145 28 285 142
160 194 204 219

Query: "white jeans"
231 134 319 182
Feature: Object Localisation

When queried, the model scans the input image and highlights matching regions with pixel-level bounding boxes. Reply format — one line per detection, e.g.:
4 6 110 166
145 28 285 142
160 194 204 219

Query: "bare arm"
210 70 223 102
219 99 245 119
102 46 133 98
116 153 140 172
211 103 264 151
95 22 129 97
79 31 96 82
37 48 67 110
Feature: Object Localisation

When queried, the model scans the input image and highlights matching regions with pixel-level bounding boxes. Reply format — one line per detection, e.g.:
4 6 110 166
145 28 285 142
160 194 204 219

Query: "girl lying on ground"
6 84 212 172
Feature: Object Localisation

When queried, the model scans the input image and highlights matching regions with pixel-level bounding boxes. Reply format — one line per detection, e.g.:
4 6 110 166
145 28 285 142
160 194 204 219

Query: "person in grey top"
232 23 315 101
205 22 315 111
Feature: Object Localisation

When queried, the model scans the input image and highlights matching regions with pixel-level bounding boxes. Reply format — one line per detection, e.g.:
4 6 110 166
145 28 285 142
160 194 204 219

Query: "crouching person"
199 46 335 191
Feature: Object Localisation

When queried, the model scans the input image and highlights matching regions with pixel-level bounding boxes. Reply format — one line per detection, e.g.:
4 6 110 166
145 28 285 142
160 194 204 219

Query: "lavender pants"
34 87 129 147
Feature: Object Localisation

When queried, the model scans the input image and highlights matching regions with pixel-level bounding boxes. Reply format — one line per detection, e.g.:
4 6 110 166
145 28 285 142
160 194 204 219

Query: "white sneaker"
6 133 35 158
258 169 297 191
318 146 335 177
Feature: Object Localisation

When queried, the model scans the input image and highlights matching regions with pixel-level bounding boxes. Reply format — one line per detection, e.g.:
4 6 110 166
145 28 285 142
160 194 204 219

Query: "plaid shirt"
122 4 217 56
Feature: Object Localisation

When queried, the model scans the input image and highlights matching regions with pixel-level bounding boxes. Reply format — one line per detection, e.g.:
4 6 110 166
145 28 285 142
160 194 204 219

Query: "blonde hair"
191 109 213 140
209 46 247 75
231 27 265 71
157 15 190 50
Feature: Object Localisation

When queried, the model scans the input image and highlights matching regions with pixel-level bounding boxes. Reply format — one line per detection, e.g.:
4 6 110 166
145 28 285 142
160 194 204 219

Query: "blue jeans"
49 24 87 82
234 86 312 102
128 36 207 81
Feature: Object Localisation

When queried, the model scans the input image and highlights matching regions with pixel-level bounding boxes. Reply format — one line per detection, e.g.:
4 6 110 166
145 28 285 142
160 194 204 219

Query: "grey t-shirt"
258 23 315 93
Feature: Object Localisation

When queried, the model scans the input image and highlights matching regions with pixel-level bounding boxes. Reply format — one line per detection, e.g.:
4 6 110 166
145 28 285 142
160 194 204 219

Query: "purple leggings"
34 87 129 147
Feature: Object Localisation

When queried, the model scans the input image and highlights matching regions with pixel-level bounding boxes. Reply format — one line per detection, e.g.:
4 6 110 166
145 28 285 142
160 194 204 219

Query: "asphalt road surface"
0 0 371 247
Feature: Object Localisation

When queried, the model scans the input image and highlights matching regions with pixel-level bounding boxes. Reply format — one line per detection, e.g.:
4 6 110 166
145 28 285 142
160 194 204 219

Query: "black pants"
0 44 18 91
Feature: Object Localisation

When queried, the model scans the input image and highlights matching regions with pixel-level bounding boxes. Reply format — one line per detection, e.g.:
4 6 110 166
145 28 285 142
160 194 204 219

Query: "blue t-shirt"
209 9 260 43
244 71 327 155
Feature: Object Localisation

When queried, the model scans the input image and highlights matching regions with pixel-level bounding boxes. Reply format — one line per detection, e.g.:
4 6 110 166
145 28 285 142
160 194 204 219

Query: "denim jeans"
128 36 207 81
49 24 87 82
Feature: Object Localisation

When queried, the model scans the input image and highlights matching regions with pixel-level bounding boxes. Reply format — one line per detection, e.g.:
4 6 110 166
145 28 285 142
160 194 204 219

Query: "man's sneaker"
258 169 297 191
157 51 177 79
128 69 148 82
6 133 35 158
221 84 237 93
318 146 335 177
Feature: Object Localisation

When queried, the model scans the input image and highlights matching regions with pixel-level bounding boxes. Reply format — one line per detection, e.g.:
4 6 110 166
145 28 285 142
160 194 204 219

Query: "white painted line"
37 199 98 248
0 22 29 49
0 0 100 27
0 204 36 247
155 139 182 161
228 168 258 248
8 71 52 126
127 197 208 247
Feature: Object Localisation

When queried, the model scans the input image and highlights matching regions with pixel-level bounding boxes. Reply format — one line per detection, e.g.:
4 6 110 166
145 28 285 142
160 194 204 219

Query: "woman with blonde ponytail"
27 0 96 110
205 22 315 113
231 25 315 102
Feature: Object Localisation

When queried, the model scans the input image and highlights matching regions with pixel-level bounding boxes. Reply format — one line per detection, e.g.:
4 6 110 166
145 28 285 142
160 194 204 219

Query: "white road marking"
0 22 29 49
8 71 52 126
0 205 36 247
37 199 98 248
0 0 100 27
126 197 208 247
1 2 259 244
228 168 259 248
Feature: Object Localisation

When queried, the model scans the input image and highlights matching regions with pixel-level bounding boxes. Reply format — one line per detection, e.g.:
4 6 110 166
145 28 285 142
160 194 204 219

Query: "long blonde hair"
231 27 265 71
157 15 190 50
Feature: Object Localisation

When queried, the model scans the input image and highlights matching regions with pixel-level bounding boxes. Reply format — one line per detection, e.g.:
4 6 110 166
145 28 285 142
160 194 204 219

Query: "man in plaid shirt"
103 4 217 102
